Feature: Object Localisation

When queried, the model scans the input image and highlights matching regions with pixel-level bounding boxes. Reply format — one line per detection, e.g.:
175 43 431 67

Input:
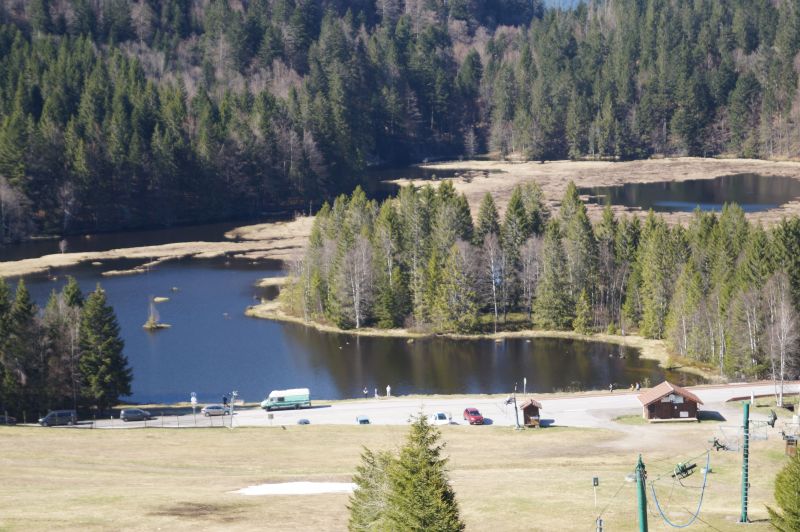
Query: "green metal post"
740 401 750 523
636 454 648 532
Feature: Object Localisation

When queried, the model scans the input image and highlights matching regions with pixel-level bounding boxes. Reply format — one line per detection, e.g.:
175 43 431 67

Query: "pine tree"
385 415 464 531
433 244 479 333
2 280 39 415
63 276 84 307
79 285 131 411
348 448 394 531
534 221 573 329
768 452 800 531
573 289 592 334
474 192 500 246
501 186 530 260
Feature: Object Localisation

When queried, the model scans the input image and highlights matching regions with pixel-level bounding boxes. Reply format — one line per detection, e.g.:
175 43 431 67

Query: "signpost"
229 390 239 429
523 377 527 396
190 392 197 425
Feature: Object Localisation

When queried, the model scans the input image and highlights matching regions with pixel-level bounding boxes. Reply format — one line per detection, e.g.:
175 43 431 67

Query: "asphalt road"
82 381 798 430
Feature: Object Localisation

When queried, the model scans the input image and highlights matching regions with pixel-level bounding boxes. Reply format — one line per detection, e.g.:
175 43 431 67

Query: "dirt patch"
151 501 246 522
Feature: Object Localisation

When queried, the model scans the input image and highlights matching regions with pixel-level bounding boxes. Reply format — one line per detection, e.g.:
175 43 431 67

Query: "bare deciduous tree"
519 236 543 321
0 176 32 244
765 272 799 407
343 234 374 329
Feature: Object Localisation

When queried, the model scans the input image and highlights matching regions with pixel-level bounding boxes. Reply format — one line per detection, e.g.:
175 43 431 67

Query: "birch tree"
765 272 798 407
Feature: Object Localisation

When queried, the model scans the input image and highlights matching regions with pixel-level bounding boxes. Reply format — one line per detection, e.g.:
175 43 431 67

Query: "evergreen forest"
1 0 800 241
0 276 132 419
282 183 800 380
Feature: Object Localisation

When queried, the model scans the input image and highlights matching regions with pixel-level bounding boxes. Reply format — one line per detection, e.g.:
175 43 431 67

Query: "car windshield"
436 413 446 419
467 410 478 414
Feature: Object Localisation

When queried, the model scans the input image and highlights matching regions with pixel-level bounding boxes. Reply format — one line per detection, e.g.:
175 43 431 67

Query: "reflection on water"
580 173 800 213
17 258 700 404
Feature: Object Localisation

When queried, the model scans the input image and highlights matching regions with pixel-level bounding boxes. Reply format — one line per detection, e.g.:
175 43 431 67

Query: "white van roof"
268 388 310 398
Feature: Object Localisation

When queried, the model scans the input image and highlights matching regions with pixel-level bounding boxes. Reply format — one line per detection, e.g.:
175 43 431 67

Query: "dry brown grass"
399 157 800 226
0 420 786 531
0 217 313 279
4 158 799 279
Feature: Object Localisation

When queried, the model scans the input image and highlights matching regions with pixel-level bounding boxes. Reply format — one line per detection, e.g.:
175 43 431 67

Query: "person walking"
362 386 368 399
386 384 391 397
608 383 614 393
374 387 378 399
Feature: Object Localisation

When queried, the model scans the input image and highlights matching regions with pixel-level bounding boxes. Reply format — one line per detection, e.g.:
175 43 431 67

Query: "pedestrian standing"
635 381 641 391
609 383 614 393
363 386 368 399
374 387 378 398
386 384 391 397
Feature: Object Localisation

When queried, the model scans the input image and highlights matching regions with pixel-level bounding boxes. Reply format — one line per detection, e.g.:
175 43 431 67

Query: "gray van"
39 410 77 427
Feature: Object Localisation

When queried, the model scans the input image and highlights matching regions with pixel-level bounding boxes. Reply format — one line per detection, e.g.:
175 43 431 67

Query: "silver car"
201 404 230 416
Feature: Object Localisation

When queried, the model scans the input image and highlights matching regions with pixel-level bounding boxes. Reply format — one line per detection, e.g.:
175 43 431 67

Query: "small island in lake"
143 298 171 331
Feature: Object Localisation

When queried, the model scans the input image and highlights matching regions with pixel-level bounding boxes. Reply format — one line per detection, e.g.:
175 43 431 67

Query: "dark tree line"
0 0 799 243
284 183 800 381
0 276 131 419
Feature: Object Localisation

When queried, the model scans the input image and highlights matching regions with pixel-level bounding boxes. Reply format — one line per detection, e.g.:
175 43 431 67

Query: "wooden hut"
638 381 703 422
519 399 542 427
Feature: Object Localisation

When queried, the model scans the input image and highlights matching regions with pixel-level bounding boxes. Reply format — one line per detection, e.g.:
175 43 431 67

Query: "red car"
463 408 484 425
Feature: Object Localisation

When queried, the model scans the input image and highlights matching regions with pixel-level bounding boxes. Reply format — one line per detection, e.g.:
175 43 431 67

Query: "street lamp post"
513 382 521 429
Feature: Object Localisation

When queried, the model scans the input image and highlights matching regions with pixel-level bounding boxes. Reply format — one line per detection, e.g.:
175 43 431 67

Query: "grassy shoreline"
245 301 715 381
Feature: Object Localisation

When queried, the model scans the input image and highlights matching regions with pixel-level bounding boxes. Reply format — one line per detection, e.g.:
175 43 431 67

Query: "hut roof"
637 381 703 407
519 399 542 410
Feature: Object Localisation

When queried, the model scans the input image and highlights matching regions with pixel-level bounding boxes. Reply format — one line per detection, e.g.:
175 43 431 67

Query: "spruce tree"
2 280 39 415
63 276 84 307
768 452 800 531
384 415 464 531
573 289 592 334
474 192 500 246
501 186 530 260
534 221 574 329
79 285 131 411
348 448 394 531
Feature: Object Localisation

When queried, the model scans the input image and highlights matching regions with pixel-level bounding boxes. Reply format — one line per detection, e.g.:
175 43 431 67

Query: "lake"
11 256 699 404
579 173 800 213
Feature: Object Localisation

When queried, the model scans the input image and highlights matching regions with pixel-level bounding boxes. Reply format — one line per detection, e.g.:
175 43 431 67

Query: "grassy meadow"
0 418 789 531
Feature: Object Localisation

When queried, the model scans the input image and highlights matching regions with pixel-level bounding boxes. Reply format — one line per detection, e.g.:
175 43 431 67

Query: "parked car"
120 408 151 422
201 404 230 417
0 415 16 425
356 415 370 425
429 412 451 426
39 410 77 427
463 408 484 425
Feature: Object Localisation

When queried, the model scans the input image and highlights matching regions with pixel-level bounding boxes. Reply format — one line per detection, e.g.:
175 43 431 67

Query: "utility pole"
740 401 750 523
636 455 648 532
513 382 520 429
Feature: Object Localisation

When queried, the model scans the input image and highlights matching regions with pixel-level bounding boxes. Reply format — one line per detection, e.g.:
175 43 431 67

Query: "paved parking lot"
69 381 797 430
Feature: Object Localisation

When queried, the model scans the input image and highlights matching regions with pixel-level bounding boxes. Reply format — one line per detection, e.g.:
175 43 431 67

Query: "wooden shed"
519 399 542 427
638 381 703 422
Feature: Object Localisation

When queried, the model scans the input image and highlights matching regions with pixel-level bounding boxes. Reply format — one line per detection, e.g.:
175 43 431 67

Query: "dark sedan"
120 408 152 422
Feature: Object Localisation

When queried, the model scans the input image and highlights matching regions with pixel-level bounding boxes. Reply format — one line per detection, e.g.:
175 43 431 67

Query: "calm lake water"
10 256 699 404
2 163 706 403
580 173 800 213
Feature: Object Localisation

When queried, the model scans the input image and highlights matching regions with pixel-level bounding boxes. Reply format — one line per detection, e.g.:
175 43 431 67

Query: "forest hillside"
0 0 799 241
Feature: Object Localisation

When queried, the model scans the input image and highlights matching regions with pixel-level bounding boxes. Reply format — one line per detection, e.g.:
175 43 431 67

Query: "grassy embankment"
0 419 786 531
